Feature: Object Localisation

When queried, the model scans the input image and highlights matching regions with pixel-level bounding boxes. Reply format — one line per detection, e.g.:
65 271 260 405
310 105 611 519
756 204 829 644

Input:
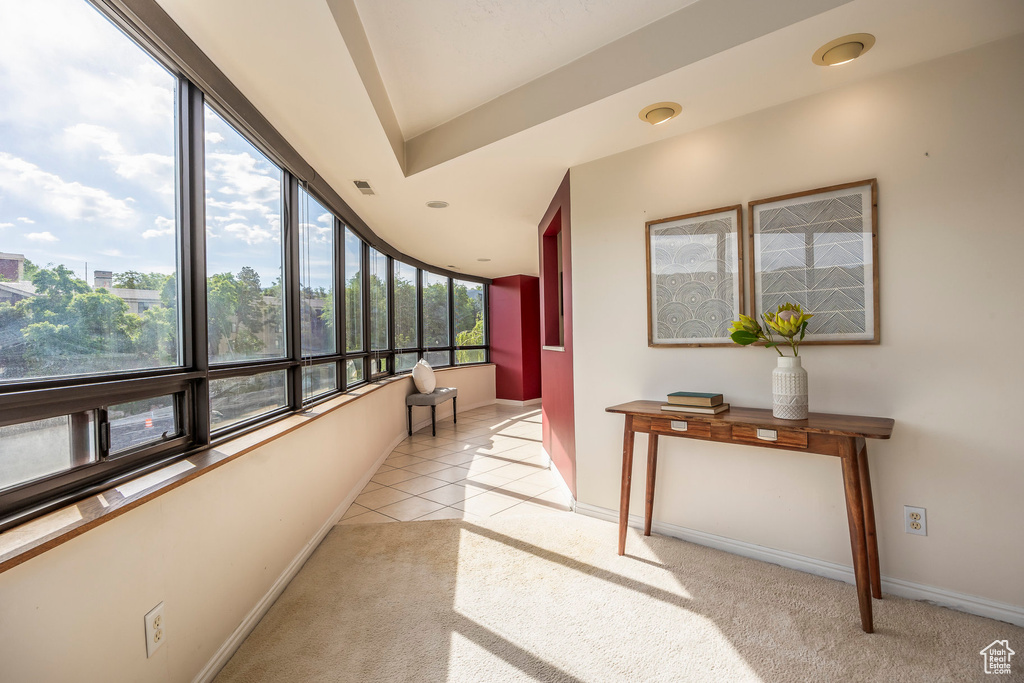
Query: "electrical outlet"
904 506 927 536
144 602 165 658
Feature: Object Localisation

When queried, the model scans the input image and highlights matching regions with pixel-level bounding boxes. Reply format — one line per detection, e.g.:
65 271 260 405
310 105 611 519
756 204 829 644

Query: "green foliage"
453 282 484 365
114 270 170 290
393 274 417 349
1 258 488 379
0 264 179 377
368 273 388 351
422 280 449 347
65 290 139 354
455 316 484 347
452 283 480 337
343 272 362 352
206 267 273 359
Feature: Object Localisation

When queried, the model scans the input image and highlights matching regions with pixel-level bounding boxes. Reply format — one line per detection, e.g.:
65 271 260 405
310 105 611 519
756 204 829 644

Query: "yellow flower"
728 314 761 336
764 303 813 339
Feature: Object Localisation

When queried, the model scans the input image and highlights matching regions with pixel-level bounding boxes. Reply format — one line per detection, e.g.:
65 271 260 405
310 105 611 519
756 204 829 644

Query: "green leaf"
799 320 808 341
730 330 758 345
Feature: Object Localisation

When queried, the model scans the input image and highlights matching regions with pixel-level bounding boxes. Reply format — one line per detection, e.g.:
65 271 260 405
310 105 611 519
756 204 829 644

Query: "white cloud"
0 222 12 228
316 213 333 225
301 223 332 245
207 152 280 204
17 217 35 224
65 123 174 188
209 211 247 224
205 132 224 144
0 153 135 224
26 231 59 242
224 222 276 246
0 0 175 133
142 216 175 239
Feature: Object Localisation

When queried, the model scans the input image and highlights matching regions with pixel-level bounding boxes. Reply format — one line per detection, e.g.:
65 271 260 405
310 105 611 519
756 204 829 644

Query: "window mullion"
447 277 456 360
483 284 490 363
285 175 302 410
181 78 210 446
387 256 395 373
335 218 346 390
361 239 370 379
416 268 424 360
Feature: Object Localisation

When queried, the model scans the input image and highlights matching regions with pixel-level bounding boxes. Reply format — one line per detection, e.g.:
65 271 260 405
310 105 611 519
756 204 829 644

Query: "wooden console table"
606 400 894 633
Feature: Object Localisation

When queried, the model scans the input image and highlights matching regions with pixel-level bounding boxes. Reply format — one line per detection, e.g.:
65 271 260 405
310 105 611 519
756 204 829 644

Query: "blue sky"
0 0 351 291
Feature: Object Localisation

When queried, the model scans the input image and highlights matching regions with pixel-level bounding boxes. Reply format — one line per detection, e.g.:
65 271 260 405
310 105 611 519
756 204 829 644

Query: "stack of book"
660 391 730 414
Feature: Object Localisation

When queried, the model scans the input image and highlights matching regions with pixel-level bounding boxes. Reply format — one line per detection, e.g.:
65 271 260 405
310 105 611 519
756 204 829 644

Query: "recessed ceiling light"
426 200 449 209
812 33 875 66
477 258 491 262
353 180 374 196
638 102 681 126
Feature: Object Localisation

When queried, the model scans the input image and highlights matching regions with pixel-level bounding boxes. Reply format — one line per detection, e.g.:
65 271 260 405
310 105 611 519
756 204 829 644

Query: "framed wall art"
646 205 743 347
748 179 879 344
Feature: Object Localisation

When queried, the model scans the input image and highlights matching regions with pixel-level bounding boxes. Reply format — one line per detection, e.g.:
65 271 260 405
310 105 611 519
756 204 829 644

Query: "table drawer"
731 425 808 449
650 417 712 438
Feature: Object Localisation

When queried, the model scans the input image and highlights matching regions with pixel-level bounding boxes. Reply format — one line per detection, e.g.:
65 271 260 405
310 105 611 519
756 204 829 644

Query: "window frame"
0 0 489 532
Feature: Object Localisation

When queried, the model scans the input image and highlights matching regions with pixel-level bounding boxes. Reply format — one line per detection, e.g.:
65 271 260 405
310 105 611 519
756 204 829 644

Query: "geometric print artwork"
750 180 878 343
647 206 743 346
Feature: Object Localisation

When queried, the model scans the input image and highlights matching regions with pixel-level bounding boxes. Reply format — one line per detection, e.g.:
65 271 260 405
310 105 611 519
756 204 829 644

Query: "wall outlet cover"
904 505 927 536
144 602 165 658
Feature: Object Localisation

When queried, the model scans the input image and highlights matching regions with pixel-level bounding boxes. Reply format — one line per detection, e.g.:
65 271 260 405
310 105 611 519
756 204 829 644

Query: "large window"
0 415 95 492
210 371 288 431
423 272 449 348
344 228 363 353
298 188 335 357
0 0 488 530
454 279 486 364
204 106 284 364
393 262 417 350
368 248 388 352
0 0 180 382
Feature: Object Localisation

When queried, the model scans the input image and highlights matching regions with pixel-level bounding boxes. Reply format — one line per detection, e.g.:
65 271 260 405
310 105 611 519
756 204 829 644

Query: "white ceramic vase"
772 356 808 420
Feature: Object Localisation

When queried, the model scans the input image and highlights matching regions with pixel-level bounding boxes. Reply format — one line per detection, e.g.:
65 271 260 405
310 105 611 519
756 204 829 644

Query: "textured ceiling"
153 0 1024 278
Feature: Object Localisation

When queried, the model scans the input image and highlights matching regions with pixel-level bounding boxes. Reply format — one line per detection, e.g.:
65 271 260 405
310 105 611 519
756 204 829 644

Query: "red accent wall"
489 275 541 402
538 171 575 496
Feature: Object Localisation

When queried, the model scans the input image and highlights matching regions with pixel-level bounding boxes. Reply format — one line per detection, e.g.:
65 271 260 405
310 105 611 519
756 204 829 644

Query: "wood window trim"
0 365 493 575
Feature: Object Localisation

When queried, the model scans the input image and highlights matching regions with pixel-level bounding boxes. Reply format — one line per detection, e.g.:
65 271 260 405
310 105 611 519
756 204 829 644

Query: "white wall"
0 365 494 682
570 36 1024 609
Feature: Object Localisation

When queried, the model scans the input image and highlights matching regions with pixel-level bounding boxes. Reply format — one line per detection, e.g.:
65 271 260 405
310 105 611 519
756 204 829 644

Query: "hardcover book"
666 392 724 407
661 403 730 415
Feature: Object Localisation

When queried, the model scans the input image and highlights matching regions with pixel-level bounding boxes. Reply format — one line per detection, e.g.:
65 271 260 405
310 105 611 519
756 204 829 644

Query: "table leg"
644 433 659 536
618 415 635 556
840 437 874 633
857 437 882 599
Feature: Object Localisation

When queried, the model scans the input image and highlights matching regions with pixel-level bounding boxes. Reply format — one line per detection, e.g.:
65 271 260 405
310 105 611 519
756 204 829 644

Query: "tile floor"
339 403 572 524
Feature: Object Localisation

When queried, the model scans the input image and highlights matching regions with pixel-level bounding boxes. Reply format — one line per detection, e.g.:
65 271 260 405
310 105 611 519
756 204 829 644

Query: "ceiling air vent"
353 180 375 196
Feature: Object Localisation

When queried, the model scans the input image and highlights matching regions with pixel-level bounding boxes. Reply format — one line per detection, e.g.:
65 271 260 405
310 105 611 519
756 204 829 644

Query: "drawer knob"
756 428 778 441
670 421 689 432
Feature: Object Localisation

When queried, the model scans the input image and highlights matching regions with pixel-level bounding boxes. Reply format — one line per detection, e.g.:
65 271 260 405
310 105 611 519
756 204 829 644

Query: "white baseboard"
574 502 1024 628
192 429 410 683
541 447 576 512
495 398 542 407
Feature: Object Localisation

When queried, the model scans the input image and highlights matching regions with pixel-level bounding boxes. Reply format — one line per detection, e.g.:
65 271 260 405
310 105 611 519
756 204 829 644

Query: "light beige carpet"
214 513 1023 682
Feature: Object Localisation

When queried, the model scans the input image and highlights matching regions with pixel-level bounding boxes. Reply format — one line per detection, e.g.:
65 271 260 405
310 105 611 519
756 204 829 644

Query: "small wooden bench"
406 387 458 436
